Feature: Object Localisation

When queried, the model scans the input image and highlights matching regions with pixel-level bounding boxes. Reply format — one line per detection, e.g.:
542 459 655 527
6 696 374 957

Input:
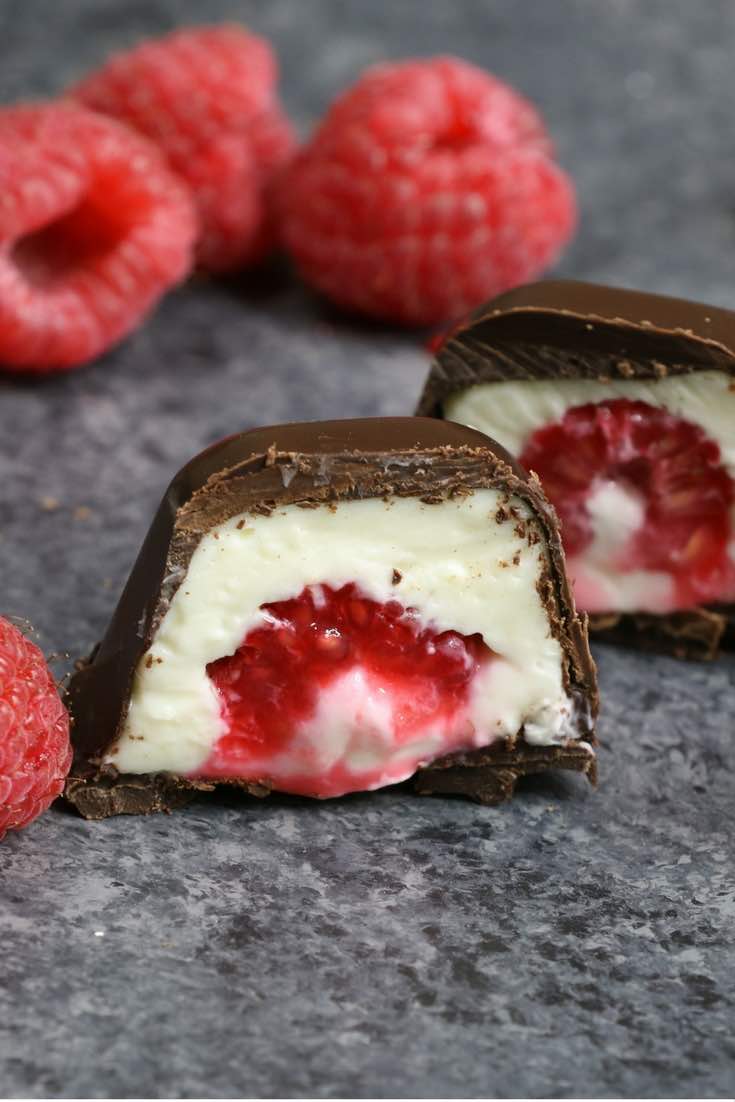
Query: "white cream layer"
109 492 579 778
445 370 735 612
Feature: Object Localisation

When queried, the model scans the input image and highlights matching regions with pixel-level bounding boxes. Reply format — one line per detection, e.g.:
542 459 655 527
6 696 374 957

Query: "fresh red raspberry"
0 102 196 373
277 56 576 326
0 617 72 837
71 24 297 273
520 399 735 609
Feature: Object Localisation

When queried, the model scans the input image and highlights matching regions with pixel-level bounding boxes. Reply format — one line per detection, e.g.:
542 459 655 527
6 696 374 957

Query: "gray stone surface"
0 1 733 1097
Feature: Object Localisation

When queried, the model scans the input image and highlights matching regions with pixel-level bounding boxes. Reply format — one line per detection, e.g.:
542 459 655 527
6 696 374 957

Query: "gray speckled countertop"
1 2 734 1097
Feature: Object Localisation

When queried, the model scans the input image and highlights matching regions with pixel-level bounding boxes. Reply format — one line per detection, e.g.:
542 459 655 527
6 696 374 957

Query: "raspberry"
520 399 735 609
0 617 72 837
71 24 296 273
200 582 491 797
0 102 196 372
277 56 575 326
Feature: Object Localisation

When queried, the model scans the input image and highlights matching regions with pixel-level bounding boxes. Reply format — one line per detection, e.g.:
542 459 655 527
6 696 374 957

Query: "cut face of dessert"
65 417 597 817
418 280 735 657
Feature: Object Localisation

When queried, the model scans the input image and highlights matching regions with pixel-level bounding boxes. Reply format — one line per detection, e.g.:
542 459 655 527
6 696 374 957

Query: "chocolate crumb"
392 569 402 585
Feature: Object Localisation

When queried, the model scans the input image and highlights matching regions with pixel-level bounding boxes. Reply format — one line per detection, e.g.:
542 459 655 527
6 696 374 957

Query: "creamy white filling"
568 480 673 612
445 370 735 612
109 491 580 778
257 667 465 793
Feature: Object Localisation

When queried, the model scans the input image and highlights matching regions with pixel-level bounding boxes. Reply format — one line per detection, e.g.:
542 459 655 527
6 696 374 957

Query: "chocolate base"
64 769 214 820
588 603 735 661
413 740 597 805
65 738 596 819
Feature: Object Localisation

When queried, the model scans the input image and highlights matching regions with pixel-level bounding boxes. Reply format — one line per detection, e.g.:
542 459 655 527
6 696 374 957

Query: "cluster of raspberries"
0 23 577 374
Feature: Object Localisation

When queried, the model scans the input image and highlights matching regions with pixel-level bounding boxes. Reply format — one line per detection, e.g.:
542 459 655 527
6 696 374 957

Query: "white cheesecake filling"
109 491 581 781
569 480 673 611
445 370 735 612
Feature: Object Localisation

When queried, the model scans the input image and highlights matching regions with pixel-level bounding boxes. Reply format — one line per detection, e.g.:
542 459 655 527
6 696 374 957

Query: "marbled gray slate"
0 1 733 1098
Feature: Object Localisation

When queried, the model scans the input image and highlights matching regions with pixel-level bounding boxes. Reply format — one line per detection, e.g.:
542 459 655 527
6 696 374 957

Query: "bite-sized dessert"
0 616 72 838
65 418 597 818
417 280 735 658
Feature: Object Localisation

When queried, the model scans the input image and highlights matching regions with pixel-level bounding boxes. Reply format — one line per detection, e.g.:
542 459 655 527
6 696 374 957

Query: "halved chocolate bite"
418 281 735 659
65 417 597 819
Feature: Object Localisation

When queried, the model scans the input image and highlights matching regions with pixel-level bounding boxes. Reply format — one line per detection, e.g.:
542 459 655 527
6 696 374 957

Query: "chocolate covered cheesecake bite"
418 281 735 658
65 418 597 818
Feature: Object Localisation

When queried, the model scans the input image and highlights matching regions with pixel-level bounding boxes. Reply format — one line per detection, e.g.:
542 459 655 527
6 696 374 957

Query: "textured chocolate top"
416 280 735 416
67 417 597 769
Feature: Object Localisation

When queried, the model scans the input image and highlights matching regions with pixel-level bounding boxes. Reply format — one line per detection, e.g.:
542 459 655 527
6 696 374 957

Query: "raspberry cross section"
200 582 493 798
520 398 735 610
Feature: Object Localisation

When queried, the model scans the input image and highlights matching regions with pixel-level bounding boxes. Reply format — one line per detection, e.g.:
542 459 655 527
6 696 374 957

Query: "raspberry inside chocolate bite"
520 399 735 612
65 418 597 816
203 583 492 797
422 281 735 646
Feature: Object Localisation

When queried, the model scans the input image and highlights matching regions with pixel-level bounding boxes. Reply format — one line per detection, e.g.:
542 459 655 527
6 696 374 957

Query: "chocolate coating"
65 416 597 816
416 279 735 417
417 281 735 658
